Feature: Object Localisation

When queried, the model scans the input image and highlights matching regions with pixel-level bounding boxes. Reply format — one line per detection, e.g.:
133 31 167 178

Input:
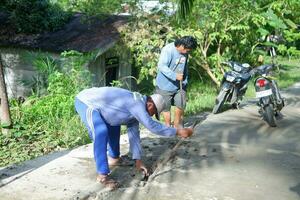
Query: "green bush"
3 0 71 33
0 51 92 167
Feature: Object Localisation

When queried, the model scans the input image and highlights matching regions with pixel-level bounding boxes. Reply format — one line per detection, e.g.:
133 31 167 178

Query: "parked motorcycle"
253 64 285 127
212 61 253 114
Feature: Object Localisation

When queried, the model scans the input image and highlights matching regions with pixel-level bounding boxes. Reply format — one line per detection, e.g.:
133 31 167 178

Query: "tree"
177 0 194 19
0 57 12 135
174 0 300 85
1 0 71 34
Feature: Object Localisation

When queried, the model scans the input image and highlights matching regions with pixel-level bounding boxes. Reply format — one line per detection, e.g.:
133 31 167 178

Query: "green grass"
185 80 217 115
277 65 300 89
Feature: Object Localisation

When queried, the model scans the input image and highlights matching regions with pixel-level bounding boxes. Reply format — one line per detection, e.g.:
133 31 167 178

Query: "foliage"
120 13 174 90
1 0 71 33
21 53 58 96
0 51 92 167
60 0 122 17
122 0 300 87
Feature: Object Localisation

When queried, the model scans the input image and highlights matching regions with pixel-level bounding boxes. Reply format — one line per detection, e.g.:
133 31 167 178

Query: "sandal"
108 155 134 167
96 175 119 190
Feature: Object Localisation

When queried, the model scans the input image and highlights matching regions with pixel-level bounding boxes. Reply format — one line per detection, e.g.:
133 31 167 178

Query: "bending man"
75 87 193 190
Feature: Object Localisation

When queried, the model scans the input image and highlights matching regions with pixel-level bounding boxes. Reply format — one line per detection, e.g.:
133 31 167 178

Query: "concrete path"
101 83 300 200
1 83 300 200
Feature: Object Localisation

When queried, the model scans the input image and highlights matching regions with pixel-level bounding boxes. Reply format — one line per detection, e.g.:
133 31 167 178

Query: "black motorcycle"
254 64 285 127
212 61 252 114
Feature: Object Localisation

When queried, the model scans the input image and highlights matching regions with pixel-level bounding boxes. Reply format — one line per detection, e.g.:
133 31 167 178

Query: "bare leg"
162 111 171 127
108 156 119 165
174 107 184 128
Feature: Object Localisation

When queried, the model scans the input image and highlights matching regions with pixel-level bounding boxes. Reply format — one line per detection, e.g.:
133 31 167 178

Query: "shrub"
3 0 71 33
0 51 92 167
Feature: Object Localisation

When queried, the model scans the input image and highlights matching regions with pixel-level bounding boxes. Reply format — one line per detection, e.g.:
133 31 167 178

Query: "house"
0 12 131 98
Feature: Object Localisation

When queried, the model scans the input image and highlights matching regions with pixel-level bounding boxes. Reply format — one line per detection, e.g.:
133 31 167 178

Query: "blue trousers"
75 98 120 175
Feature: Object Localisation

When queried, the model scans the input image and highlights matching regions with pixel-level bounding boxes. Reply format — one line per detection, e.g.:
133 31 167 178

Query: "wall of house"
0 48 39 98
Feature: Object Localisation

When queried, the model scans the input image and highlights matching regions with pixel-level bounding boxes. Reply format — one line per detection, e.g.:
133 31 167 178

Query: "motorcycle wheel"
264 104 277 127
212 90 227 114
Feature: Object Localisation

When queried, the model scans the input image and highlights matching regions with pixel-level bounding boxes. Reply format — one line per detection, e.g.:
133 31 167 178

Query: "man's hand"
135 159 149 176
176 73 183 81
176 128 193 138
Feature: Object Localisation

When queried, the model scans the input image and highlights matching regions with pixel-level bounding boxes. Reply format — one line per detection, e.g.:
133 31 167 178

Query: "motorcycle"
254 64 285 127
212 61 253 114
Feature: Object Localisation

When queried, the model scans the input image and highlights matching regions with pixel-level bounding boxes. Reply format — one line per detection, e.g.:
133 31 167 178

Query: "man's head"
146 94 165 120
174 36 198 54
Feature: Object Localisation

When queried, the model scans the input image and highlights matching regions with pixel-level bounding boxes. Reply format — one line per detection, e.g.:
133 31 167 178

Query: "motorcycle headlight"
233 64 242 72
226 75 235 82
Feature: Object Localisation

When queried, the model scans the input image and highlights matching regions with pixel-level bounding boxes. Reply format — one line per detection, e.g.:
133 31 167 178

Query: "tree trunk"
195 59 220 86
217 41 225 75
203 63 220 87
0 57 12 135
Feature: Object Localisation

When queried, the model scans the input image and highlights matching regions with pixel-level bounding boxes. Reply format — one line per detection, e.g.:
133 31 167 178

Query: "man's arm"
127 121 149 175
128 100 177 137
127 121 142 160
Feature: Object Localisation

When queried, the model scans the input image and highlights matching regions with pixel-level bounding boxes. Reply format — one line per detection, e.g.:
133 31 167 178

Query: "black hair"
174 36 198 49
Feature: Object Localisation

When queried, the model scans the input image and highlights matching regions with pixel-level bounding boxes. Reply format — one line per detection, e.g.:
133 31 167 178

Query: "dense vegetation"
122 0 300 87
0 0 71 33
0 0 300 167
0 51 93 166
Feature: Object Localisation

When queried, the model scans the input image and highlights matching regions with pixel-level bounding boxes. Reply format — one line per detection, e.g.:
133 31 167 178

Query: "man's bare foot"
108 155 134 166
108 156 119 166
96 174 119 190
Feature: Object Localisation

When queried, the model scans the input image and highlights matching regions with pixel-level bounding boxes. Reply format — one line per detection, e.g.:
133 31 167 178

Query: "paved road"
1 83 299 200
103 83 300 200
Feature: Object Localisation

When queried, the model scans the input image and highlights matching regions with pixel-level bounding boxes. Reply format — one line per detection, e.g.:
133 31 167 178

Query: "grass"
277 61 300 88
185 80 217 115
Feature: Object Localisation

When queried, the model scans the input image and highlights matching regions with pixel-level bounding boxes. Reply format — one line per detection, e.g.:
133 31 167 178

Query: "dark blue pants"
75 98 120 175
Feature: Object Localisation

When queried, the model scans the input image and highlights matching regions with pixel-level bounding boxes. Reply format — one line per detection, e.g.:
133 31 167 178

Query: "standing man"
75 87 193 190
155 36 197 128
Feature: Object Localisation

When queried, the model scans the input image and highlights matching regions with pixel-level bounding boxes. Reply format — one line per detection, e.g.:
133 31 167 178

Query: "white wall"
0 48 38 98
